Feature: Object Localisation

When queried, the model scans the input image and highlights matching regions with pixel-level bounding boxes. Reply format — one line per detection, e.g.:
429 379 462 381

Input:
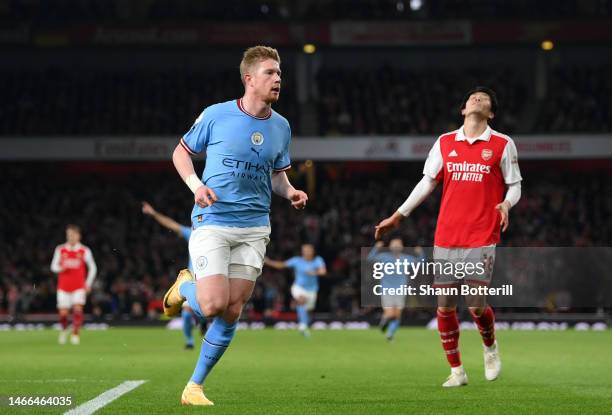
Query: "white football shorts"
381 294 407 309
291 284 318 311
189 225 270 281
57 288 86 309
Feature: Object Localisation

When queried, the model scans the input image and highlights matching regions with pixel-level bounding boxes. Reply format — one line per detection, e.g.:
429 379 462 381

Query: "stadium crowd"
3 0 611 22
0 67 299 136
2 64 611 136
1 161 610 320
316 66 525 135
533 65 612 133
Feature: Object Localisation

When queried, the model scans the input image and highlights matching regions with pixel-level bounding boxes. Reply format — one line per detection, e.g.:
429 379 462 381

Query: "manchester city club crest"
481 148 493 161
196 256 208 270
251 132 264 145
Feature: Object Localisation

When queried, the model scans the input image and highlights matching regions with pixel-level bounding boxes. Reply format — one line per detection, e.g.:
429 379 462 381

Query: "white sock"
484 341 498 353
451 365 465 376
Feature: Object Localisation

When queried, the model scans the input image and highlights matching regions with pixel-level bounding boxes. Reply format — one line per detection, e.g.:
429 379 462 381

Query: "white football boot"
58 329 68 345
442 366 468 388
484 341 501 381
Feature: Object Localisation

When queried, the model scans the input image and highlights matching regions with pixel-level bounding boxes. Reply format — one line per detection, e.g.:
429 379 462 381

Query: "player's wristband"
185 174 205 194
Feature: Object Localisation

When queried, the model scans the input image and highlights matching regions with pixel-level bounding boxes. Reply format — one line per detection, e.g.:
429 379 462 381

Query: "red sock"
72 310 83 335
470 305 496 347
437 309 461 367
59 314 68 330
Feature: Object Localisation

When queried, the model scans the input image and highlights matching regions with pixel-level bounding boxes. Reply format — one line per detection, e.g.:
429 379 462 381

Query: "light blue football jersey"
181 99 291 228
286 256 326 292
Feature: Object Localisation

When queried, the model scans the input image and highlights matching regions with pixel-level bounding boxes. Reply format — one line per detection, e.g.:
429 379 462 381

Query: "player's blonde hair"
239 46 281 84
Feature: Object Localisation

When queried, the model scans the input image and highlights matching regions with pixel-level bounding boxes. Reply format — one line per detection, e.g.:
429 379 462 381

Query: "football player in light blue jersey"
142 201 208 349
368 239 424 341
161 46 308 406
264 243 327 337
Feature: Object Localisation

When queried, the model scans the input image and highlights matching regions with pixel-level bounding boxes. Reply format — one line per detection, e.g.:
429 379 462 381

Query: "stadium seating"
1 161 609 318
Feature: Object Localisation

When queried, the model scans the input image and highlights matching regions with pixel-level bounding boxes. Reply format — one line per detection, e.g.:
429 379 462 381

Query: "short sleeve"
500 139 522 184
285 256 300 268
315 256 326 268
180 226 192 241
423 137 444 180
273 124 292 172
180 108 213 155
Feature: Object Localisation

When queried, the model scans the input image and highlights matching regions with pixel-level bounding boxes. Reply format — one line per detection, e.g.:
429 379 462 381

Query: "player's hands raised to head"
374 211 404 240
289 189 308 210
195 185 218 208
495 201 511 232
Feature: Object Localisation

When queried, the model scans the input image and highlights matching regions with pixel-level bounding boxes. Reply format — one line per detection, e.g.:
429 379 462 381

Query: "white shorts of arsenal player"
432 245 496 287
423 126 522 248
57 289 86 309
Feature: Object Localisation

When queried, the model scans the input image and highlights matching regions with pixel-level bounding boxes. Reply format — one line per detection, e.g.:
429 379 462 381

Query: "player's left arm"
50 246 62 273
271 171 308 210
308 257 327 277
272 123 307 209
84 248 97 293
315 265 327 277
497 139 523 232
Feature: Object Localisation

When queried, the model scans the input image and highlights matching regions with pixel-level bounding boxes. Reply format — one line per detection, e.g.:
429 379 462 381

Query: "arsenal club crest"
481 148 493 161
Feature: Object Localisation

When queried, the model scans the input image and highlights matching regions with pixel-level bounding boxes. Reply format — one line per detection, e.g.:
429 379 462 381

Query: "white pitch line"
64 380 147 415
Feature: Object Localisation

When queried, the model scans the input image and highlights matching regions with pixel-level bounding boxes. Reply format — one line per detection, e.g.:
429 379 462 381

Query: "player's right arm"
263 257 288 270
141 201 183 235
375 137 442 240
50 246 62 273
174 107 218 208
173 144 217 208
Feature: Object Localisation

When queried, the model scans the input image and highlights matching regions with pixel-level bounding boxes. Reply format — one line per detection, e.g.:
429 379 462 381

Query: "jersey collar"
455 125 491 144
236 98 272 120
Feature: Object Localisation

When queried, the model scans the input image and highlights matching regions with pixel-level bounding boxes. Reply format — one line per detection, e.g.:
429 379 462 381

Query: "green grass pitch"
2 327 611 414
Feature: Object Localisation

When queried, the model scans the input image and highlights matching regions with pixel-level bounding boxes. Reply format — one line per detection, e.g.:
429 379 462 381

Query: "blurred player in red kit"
50 224 97 345
375 87 522 387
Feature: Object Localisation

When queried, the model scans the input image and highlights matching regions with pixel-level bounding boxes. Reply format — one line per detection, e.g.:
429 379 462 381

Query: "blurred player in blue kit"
141 201 206 349
264 243 327 337
368 238 424 341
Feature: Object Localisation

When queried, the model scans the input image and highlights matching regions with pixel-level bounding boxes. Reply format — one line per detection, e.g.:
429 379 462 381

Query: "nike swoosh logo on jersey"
448 150 458 157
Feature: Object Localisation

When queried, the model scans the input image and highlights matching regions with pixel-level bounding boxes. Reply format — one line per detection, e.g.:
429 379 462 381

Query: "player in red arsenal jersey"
375 87 522 387
50 224 97 345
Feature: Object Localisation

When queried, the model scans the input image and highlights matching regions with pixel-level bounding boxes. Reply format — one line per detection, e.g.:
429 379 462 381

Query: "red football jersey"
423 126 522 248
51 243 96 292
